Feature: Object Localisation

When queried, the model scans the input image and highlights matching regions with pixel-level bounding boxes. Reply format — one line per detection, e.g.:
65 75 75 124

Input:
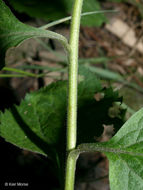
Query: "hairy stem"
65 0 83 189
67 0 83 151
64 151 80 190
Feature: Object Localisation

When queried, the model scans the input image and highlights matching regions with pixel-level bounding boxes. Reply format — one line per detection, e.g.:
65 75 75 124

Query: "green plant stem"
40 10 118 29
65 0 83 190
64 151 80 190
67 0 83 151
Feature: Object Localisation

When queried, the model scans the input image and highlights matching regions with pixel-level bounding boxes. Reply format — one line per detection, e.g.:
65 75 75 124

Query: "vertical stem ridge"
67 0 83 151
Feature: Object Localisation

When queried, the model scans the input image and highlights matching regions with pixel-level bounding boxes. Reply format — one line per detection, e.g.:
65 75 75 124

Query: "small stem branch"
67 0 83 151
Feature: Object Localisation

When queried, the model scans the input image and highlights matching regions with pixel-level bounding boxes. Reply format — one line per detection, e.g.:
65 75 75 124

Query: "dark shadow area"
0 84 18 111
3 0 33 22
0 137 59 189
4 0 68 22
0 82 59 189
77 98 125 145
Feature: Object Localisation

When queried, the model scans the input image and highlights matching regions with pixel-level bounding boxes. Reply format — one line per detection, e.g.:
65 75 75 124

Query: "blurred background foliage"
5 0 105 26
4 0 143 26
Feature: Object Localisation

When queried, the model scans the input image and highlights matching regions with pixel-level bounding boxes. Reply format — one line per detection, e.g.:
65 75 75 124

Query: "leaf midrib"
77 144 143 157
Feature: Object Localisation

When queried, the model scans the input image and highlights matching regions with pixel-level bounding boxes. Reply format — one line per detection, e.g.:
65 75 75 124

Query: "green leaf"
25 81 67 152
0 66 124 157
7 0 67 21
77 66 125 144
0 81 67 158
78 108 143 190
7 0 106 27
65 0 106 26
106 108 143 190
78 65 102 102
0 100 51 156
81 0 106 26
86 65 143 93
0 0 69 69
